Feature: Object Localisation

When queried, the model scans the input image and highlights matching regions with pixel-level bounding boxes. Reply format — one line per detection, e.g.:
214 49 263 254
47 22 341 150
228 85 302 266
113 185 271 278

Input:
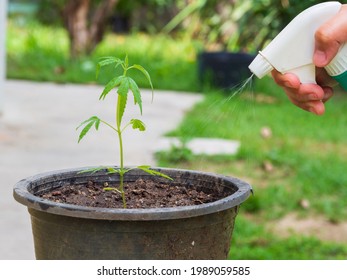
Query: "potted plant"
13 55 252 260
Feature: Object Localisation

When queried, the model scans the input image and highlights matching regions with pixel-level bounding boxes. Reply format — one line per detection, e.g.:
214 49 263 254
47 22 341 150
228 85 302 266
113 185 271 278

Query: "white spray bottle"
248 1 347 90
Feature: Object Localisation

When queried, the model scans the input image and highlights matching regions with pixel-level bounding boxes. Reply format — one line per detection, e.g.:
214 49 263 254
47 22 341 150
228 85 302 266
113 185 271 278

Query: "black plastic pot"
198 51 256 90
109 14 130 33
13 167 252 260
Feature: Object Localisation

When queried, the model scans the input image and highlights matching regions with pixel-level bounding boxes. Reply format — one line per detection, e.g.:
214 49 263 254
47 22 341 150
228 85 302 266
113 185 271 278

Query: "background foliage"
11 0 347 54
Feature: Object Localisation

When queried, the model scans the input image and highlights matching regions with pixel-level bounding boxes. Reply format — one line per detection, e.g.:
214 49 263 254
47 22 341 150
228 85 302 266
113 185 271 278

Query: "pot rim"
13 167 252 221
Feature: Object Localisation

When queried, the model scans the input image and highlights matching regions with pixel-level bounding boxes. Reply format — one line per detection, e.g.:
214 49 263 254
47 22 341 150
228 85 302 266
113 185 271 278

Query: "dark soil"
40 178 234 209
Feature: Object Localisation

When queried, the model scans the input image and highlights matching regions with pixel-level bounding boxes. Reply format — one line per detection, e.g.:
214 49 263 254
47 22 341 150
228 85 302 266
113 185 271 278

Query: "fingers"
271 71 301 89
314 5 347 66
287 86 333 115
315 68 338 87
272 70 334 115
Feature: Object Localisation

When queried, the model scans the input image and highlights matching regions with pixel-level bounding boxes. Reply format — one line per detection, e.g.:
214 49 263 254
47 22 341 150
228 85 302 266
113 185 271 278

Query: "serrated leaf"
130 119 146 131
78 166 121 175
98 56 120 64
78 166 106 174
76 116 101 143
77 121 94 143
117 93 128 128
137 166 173 180
128 77 142 114
99 76 123 100
107 167 120 174
76 116 98 130
132 64 154 100
95 118 100 130
117 76 129 97
96 57 121 79
137 165 151 169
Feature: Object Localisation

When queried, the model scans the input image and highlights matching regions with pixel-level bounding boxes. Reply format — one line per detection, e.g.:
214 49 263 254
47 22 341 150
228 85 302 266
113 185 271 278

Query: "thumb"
314 5 347 67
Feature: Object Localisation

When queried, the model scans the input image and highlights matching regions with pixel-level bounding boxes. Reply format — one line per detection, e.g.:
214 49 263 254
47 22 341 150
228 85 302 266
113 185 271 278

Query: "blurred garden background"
5 0 347 259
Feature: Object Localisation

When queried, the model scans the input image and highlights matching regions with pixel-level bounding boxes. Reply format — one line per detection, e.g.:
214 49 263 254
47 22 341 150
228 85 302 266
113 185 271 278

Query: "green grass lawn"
6 19 198 91
7 19 347 259
229 216 347 259
156 78 347 259
159 77 347 219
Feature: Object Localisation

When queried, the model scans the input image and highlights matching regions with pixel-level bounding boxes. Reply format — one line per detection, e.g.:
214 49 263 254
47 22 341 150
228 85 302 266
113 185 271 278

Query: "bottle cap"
325 44 347 91
248 52 273 79
330 71 347 91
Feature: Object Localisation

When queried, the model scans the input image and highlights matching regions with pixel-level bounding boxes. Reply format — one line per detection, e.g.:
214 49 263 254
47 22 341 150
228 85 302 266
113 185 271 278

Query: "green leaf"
99 76 123 100
76 116 101 143
107 167 120 174
130 119 146 131
124 54 129 68
132 64 154 100
131 65 152 87
78 166 106 174
137 165 173 180
128 77 142 114
104 187 122 193
96 57 122 79
78 166 121 175
117 76 129 97
94 118 100 130
117 93 128 128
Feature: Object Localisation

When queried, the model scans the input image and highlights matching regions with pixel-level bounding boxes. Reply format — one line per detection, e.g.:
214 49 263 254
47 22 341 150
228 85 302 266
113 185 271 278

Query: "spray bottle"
248 1 347 90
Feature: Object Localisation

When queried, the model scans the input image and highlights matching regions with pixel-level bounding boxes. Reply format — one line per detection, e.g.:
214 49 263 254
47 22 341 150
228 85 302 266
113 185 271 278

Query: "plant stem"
116 92 127 208
100 119 119 133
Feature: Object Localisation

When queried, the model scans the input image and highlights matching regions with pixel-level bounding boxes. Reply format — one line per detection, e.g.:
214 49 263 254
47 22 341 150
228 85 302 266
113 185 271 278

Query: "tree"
38 0 180 57
38 0 117 59
61 0 119 58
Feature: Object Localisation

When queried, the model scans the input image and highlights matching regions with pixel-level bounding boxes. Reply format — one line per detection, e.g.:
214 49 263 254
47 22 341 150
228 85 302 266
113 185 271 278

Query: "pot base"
29 207 238 260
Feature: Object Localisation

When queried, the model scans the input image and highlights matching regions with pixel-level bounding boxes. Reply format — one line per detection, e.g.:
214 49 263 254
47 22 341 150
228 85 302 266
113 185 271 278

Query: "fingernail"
314 50 327 66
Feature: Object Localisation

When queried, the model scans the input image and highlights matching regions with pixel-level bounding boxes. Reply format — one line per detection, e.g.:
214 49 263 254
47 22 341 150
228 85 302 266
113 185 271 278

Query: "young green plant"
77 55 172 208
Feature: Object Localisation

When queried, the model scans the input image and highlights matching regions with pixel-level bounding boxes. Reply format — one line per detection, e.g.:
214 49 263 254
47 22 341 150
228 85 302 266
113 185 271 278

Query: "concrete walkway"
0 80 203 259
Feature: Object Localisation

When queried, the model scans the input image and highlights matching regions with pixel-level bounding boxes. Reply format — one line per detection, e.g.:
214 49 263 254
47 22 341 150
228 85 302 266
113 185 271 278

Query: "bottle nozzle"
248 52 274 79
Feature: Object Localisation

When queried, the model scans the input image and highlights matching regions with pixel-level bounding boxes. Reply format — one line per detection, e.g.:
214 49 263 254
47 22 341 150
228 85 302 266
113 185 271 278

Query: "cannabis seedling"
77 55 171 208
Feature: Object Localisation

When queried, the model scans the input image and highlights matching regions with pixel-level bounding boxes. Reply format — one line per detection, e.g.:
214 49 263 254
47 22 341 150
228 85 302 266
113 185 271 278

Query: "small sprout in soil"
77 55 172 208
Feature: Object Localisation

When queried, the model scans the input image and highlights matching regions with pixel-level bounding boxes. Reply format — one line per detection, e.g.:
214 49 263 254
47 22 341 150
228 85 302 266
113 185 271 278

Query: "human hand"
271 69 335 115
272 4 347 115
